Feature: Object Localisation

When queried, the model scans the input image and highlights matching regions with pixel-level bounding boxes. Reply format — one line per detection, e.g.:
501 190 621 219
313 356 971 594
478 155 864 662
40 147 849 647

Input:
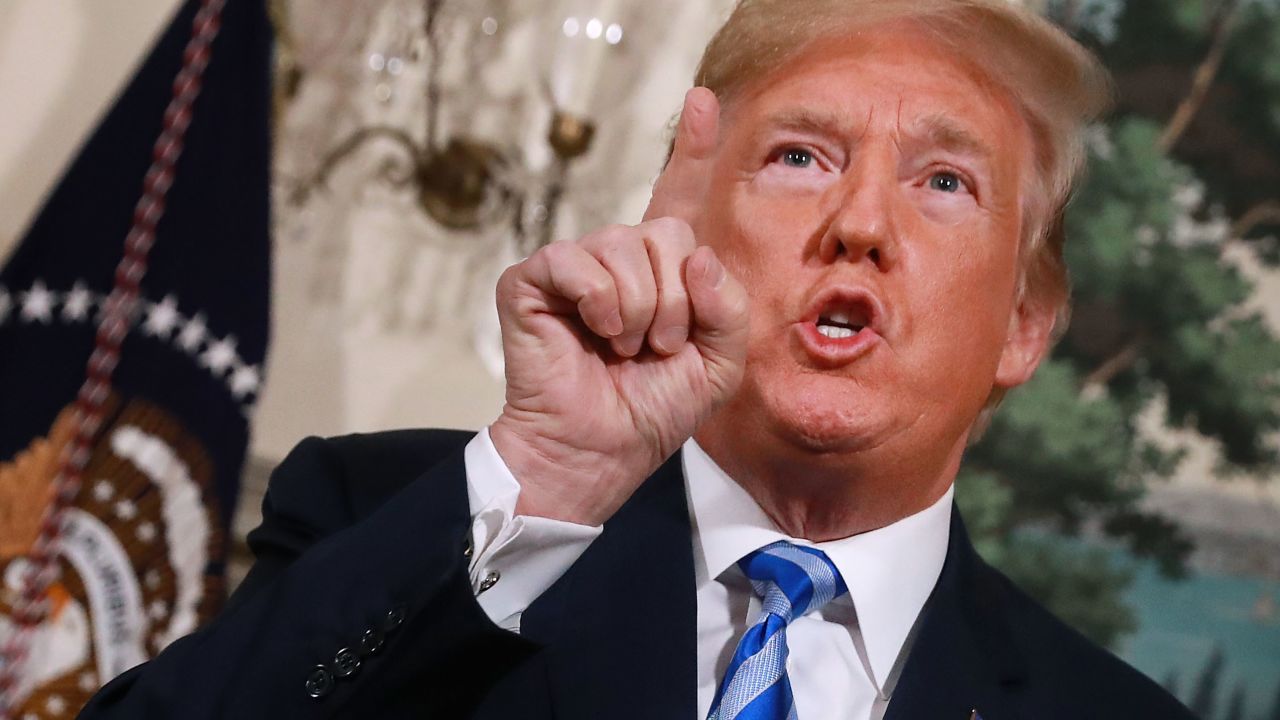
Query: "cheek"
704 186 816 288
905 223 1019 361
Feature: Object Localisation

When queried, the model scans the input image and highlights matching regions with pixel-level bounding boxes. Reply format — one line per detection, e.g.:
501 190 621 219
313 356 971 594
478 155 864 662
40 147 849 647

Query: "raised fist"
489 88 749 526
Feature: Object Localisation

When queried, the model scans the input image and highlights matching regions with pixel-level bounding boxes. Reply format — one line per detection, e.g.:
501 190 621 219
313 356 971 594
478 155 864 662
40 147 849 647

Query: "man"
80 1 1196 718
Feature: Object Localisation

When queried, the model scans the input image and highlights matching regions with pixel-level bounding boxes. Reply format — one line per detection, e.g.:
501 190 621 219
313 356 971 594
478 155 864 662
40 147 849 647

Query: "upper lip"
802 286 886 335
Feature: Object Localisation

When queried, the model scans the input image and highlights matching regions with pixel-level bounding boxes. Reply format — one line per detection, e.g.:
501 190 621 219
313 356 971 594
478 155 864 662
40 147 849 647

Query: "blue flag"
0 0 271 714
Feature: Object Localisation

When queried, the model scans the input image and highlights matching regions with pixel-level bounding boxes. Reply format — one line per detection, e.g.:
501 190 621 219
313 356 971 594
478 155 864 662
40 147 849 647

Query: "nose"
818 159 899 270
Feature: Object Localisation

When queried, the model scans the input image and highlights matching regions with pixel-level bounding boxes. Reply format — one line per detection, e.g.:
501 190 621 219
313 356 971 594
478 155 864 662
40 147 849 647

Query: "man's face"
696 24 1049 465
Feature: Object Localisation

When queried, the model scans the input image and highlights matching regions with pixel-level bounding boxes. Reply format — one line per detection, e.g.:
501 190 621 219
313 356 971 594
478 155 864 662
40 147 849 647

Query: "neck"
693 415 963 542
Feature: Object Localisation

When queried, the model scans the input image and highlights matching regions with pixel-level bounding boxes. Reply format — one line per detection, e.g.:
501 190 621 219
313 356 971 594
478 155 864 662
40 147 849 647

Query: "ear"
994 291 1057 390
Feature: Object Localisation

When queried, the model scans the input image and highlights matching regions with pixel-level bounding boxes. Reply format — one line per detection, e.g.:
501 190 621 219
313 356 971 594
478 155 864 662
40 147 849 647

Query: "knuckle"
582 277 614 302
603 228 644 259
497 255 537 292
585 224 635 251
539 241 571 264
648 216 682 235
647 217 695 250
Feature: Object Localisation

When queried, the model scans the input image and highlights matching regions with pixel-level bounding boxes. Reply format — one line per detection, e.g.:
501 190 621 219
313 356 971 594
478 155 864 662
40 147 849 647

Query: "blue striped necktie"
707 541 848 720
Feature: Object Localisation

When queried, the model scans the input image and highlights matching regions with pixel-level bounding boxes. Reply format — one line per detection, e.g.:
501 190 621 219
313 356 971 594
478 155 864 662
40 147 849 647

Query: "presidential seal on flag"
0 397 227 718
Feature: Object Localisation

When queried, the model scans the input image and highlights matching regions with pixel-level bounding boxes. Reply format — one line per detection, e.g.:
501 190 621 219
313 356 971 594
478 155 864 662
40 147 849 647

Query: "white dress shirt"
461 429 953 720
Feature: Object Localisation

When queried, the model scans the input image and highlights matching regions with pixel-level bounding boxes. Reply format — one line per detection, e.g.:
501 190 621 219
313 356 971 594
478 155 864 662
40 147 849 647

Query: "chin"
752 372 903 455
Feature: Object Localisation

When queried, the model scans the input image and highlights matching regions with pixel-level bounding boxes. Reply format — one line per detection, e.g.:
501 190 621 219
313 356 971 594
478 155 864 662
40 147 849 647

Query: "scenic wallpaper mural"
955 1 1280 717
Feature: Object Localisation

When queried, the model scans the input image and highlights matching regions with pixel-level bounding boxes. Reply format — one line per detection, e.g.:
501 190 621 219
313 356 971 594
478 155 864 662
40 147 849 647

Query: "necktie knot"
707 541 847 720
738 541 847 625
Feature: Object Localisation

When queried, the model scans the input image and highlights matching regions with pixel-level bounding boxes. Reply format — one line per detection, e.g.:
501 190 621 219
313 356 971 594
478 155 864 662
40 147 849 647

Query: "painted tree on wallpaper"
957 0 1280 653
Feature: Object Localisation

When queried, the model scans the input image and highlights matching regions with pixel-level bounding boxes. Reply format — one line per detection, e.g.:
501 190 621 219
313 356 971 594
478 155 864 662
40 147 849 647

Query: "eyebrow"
759 108 861 139
909 113 995 164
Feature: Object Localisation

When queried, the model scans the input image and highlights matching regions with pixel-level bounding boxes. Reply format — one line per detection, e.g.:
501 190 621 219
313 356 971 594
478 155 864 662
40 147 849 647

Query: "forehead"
725 23 1029 159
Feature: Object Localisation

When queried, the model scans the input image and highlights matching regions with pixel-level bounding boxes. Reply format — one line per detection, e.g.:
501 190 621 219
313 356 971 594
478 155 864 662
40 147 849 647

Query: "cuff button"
478 570 501 594
305 666 334 699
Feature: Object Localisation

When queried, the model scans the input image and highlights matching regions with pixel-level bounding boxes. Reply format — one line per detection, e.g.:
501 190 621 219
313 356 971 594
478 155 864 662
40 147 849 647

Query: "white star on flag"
136 521 158 543
62 281 94 321
0 286 11 323
19 279 55 323
200 335 239 377
229 362 261 399
178 313 208 353
92 480 115 502
114 499 138 521
143 294 183 339
78 671 98 692
148 599 169 621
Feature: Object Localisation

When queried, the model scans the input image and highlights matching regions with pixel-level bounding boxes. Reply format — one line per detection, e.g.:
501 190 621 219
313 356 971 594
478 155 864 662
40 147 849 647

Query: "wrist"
489 413 642 526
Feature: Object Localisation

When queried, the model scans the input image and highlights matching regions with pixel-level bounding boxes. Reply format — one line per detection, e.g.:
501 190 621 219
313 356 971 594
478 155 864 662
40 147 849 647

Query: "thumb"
685 246 749 396
644 87 720 223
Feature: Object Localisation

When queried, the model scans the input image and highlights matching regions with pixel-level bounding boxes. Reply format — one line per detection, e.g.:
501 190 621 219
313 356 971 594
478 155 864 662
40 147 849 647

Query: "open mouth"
811 291 878 340
815 306 870 339
795 288 884 365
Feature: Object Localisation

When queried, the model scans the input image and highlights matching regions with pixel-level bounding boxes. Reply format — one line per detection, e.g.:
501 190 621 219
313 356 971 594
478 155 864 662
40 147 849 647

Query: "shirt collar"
681 437 953 690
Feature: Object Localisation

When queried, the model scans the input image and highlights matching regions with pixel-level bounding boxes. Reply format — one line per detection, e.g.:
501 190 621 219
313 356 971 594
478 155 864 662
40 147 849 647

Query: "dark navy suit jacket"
79 429 1195 719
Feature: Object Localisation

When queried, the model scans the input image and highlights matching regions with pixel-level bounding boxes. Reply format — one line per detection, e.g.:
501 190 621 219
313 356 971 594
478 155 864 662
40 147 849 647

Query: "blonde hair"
693 0 1113 431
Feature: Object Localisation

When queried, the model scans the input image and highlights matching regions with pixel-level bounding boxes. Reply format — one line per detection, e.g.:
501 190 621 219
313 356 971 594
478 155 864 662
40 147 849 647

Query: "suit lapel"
520 451 698 719
883 505 1028 720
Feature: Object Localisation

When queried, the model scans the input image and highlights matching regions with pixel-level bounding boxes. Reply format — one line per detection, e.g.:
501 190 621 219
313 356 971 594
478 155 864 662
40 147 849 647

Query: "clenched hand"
489 88 749 526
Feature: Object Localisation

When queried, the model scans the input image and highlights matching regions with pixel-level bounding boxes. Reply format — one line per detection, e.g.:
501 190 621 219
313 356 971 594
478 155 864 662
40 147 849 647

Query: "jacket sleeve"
78 434 541 719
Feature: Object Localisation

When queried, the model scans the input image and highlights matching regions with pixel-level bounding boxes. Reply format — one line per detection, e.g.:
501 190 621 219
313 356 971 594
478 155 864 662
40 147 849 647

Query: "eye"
779 148 814 169
928 171 964 193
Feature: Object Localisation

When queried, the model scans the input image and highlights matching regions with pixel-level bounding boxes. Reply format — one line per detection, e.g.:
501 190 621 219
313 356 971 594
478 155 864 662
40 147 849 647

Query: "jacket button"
463 535 474 559
305 665 334 699
333 647 361 678
383 605 406 632
359 628 385 656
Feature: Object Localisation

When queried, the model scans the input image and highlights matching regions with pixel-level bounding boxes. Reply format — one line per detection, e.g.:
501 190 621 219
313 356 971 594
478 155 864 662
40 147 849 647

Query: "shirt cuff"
463 428 602 631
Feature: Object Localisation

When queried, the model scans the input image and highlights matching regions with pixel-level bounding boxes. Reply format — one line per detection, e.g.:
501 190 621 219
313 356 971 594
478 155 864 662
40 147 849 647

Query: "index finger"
643 87 720 224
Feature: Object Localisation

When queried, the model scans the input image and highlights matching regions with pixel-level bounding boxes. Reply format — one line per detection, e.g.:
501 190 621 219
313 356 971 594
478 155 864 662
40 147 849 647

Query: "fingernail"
617 333 644 357
605 309 624 336
684 88 703 115
656 325 688 353
704 253 726 289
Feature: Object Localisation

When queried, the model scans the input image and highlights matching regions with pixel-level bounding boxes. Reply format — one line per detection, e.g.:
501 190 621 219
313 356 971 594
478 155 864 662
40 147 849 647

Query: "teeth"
817 325 855 339
826 310 851 325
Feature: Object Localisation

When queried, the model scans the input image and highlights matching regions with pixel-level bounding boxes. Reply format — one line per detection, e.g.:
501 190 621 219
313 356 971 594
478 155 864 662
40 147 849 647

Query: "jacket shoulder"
979 563 1196 719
